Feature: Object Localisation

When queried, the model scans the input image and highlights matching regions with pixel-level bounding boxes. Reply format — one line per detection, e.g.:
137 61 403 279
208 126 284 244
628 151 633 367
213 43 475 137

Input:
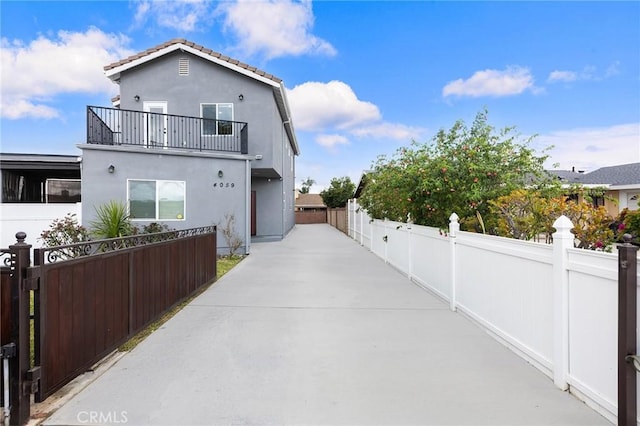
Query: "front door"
143 101 168 148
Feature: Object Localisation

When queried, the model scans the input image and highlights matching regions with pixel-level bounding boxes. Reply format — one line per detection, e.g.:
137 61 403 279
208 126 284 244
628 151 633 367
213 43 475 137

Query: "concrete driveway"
44 224 609 425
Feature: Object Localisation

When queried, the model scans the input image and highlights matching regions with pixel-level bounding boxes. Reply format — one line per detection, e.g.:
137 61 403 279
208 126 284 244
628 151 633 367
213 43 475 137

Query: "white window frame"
127 179 186 221
200 103 234 136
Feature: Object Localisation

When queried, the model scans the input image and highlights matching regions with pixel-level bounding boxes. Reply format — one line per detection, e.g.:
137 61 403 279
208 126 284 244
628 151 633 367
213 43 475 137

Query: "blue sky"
1 1 639 191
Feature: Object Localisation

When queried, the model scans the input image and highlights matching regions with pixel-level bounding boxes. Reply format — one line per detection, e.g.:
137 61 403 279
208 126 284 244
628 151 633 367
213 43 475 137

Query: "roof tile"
103 38 283 83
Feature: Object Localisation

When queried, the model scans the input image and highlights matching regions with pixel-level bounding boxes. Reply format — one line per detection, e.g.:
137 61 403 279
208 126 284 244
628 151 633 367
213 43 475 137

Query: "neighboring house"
82 39 300 253
0 153 82 248
295 193 326 212
550 163 640 216
294 193 327 224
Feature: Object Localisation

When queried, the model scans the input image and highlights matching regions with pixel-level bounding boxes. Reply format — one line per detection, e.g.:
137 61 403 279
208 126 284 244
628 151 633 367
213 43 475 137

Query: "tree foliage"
320 176 356 208
359 110 553 229
299 177 315 194
490 187 617 250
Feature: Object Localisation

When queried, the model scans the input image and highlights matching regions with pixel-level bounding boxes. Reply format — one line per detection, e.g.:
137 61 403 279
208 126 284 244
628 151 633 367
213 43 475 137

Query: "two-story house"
82 39 300 253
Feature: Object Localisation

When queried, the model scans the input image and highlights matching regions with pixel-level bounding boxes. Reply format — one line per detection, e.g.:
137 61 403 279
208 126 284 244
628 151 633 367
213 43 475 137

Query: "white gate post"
552 215 573 390
449 213 460 312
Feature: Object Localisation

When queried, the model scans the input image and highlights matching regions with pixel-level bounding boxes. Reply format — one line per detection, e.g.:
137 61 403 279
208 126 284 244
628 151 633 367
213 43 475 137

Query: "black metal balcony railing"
87 106 248 154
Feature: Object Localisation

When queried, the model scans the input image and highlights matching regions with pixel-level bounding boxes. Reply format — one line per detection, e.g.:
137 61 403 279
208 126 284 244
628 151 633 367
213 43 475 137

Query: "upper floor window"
201 103 233 136
128 179 186 221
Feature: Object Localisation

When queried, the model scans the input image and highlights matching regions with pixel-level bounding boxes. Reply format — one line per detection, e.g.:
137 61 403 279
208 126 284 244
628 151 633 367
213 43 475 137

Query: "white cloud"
288 81 381 131
1 28 133 119
548 62 622 84
217 0 336 59
535 123 640 171
605 61 621 78
350 123 424 141
442 66 536 98
316 134 349 148
132 0 212 32
288 80 425 150
547 70 577 83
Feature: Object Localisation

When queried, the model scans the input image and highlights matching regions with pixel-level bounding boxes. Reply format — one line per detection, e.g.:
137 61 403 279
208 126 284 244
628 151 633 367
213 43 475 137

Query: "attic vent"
179 58 189 76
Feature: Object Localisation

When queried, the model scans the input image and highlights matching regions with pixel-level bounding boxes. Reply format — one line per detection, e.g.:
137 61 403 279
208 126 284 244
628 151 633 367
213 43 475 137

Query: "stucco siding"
117 51 285 173
80 146 249 253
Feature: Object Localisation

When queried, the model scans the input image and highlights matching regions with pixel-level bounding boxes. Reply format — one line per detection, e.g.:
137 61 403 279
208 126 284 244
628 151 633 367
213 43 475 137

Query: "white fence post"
449 213 460 312
347 199 352 238
360 207 364 246
407 214 413 281
384 218 389 263
552 215 573 390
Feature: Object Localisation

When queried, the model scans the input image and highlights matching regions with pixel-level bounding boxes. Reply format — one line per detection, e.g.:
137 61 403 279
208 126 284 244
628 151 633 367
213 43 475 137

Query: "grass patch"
118 255 244 352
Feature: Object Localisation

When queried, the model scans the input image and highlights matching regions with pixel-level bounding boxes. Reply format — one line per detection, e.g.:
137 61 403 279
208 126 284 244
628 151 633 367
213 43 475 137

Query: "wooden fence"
295 210 327 224
327 208 347 234
1 227 217 425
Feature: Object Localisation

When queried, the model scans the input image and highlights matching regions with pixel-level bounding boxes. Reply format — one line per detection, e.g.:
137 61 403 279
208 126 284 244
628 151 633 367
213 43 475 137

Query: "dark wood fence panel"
1 267 10 346
38 252 130 400
34 228 216 402
1 266 11 407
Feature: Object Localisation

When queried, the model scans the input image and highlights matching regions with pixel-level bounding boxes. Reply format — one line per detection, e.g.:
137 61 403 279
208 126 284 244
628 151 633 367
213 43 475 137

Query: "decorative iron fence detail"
34 226 216 264
0 249 10 267
87 106 248 154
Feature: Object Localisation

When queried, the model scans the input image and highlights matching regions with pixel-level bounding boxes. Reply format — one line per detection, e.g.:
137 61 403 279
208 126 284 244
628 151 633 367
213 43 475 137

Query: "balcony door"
143 101 168 148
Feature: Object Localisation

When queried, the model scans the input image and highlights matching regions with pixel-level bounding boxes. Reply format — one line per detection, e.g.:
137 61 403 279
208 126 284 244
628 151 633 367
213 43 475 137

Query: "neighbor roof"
0 153 81 171
295 194 326 208
103 38 299 155
576 162 640 186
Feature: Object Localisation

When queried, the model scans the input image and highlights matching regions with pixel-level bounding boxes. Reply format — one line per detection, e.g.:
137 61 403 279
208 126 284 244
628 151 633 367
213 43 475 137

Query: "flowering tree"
490 188 616 250
359 110 553 229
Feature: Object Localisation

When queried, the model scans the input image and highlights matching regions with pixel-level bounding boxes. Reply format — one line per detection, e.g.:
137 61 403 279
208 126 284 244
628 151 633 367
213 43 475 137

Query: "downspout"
245 158 251 254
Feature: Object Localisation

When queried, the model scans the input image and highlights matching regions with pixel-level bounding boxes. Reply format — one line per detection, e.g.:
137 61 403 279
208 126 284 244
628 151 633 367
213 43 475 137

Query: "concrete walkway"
44 224 609 426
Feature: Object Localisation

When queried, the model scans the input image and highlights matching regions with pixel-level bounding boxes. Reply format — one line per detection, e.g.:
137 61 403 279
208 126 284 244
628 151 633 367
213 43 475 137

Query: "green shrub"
40 213 90 247
90 200 132 239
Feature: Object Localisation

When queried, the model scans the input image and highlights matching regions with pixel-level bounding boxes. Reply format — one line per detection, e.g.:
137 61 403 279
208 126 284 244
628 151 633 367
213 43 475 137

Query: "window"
46 179 81 203
128 179 185 220
201 103 233 136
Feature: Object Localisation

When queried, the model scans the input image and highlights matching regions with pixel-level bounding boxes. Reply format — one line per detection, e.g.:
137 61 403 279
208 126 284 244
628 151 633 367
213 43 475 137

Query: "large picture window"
128 179 186 220
201 103 233 136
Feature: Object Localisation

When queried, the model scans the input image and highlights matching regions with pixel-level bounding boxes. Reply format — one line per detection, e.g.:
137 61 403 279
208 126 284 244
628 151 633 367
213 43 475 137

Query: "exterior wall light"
108 164 115 174
238 94 244 101
218 170 224 178
134 95 140 102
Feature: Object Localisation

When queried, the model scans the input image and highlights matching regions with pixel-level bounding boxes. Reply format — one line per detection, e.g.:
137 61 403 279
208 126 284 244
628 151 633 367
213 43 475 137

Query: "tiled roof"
104 38 282 84
577 162 640 185
295 193 326 208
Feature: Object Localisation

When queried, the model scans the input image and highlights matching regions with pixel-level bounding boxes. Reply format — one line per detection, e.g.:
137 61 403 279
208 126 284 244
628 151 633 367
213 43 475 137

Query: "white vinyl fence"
348 199 640 424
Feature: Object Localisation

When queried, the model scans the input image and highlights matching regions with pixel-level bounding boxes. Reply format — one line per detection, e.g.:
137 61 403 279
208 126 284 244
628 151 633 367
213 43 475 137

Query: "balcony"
87 106 248 154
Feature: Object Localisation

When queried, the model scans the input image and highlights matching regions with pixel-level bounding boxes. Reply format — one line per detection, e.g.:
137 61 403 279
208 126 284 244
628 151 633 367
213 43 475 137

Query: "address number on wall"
213 182 235 188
